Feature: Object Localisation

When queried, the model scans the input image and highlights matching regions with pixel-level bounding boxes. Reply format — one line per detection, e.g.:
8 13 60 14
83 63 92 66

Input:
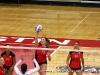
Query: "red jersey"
1 51 15 66
35 46 48 63
69 51 83 69
0 67 5 75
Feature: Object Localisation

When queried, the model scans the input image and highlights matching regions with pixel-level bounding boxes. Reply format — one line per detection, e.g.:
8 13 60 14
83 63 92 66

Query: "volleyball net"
0 44 100 75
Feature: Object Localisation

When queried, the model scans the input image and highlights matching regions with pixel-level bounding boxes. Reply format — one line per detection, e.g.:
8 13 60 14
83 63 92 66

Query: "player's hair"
73 41 80 50
5 44 10 46
0 56 2 60
74 41 80 45
39 37 50 48
43 37 50 48
21 63 27 74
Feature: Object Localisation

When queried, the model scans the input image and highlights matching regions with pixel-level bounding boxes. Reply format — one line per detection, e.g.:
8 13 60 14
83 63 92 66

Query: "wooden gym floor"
0 3 100 75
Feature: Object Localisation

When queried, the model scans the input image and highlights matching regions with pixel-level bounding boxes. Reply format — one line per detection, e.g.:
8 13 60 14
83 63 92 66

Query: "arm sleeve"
69 51 72 54
26 59 40 74
82 52 83 54
1 51 5 56
14 59 22 74
11 51 15 57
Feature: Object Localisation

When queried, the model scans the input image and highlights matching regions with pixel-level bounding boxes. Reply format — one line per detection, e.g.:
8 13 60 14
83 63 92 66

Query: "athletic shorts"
4 65 12 70
70 67 81 72
38 61 47 66
34 61 47 67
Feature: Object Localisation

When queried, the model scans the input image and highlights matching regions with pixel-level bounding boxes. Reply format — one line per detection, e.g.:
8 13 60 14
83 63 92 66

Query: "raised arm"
35 31 39 47
14 56 24 75
14 59 22 74
27 59 40 74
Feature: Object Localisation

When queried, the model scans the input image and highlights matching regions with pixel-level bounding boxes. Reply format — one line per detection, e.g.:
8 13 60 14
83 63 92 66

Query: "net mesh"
0 43 35 75
0 44 100 75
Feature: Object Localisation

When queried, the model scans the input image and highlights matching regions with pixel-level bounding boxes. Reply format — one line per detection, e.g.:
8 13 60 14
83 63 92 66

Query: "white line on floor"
70 12 91 32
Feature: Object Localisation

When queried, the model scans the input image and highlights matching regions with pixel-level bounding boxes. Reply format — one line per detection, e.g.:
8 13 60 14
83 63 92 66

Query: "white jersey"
14 59 40 75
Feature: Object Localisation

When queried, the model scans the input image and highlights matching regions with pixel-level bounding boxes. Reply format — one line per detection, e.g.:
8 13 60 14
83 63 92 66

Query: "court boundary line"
51 46 61 56
0 8 5 12
70 12 91 32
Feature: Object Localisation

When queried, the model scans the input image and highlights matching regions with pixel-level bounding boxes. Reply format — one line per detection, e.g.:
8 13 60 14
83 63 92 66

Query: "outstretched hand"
21 55 24 61
31 54 35 60
36 31 40 34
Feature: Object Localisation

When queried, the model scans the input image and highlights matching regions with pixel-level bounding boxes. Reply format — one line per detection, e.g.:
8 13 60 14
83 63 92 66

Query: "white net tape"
0 46 100 53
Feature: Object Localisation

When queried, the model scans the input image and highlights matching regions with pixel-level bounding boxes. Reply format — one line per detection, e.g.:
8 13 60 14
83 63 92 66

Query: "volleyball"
35 24 43 32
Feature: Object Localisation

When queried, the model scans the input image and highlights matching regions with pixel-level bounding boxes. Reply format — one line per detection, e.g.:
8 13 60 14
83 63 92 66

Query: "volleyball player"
35 31 51 75
1 44 16 75
14 55 40 75
0 57 5 75
66 41 85 75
